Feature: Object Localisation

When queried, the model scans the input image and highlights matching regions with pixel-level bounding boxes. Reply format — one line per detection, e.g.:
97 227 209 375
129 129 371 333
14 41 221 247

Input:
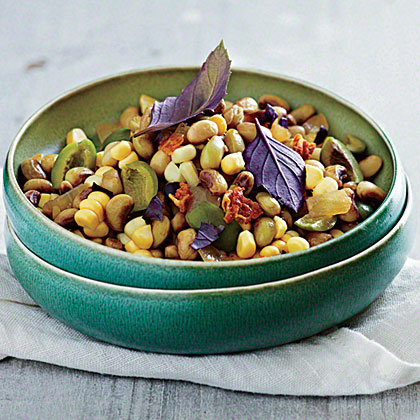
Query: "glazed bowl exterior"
4 68 406 289
5 179 414 354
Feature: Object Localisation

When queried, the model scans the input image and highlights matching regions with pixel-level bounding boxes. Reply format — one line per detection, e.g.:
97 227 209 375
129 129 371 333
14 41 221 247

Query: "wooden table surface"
1 1 419 418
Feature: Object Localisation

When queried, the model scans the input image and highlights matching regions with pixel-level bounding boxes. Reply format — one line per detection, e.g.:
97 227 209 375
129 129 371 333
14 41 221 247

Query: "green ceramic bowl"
5 178 413 354
4 68 406 289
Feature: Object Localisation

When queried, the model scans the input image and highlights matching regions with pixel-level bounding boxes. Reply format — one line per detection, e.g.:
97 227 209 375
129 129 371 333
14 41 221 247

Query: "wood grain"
1 358 420 420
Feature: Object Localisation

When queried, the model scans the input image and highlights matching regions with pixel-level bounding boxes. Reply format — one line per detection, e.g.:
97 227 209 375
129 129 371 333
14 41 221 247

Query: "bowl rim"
6 66 402 269
6 176 411 295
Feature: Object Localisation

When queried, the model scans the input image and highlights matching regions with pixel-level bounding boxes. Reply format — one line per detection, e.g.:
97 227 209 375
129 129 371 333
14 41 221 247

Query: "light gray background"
1 1 419 418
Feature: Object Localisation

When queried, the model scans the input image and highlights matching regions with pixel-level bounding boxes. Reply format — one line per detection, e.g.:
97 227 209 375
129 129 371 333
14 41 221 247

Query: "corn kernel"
96 151 104 167
209 114 227 135
273 216 288 239
313 177 339 196
179 161 200 187
171 144 197 164
272 240 287 253
91 238 103 244
88 191 110 208
95 166 114 177
124 216 146 238
150 249 163 258
236 230 256 259
271 118 290 142
125 240 139 253
287 237 310 253
73 229 84 238
38 193 51 208
117 233 131 245
164 161 185 183
221 152 245 175
132 225 153 249
118 151 139 169
330 229 344 238
84 221 109 238
66 128 87 145
134 249 153 258
310 147 322 161
260 245 280 258
102 144 119 167
111 141 132 160
120 106 139 129
139 94 157 114
80 198 105 221
75 209 100 229
50 194 59 200
281 230 300 243
305 164 324 189
84 174 102 187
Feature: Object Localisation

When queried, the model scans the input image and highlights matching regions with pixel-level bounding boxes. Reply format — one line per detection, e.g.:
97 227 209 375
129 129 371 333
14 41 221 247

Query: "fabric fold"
1 253 420 396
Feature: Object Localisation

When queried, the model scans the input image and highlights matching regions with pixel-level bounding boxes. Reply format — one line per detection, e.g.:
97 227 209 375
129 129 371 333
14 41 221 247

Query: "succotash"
19 42 386 262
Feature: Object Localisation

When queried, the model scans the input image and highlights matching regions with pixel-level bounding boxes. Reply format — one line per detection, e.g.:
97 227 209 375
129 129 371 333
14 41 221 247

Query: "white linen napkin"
1 239 420 396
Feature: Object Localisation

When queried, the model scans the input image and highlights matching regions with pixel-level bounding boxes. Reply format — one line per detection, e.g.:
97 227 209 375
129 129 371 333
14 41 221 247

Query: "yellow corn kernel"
84 221 109 238
134 249 153 258
330 229 344 238
95 166 114 177
66 128 87 145
271 118 290 142
260 245 280 258
124 216 146 238
236 230 256 259
131 225 153 249
88 191 110 208
80 198 105 221
150 249 163 258
118 151 139 169
310 147 322 161
38 193 51 208
305 164 324 190
209 114 227 135
125 240 140 253
221 152 245 175
171 144 197 164
73 229 84 238
313 177 339 196
273 216 288 239
287 237 310 253
96 151 104 167
74 209 100 230
110 141 132 161
272 240 287 253
84 174 102 187
120 106 139 129
91 238 103 244
179 161 200 187
102 143 119 167
139 94 157 114
50 194 59 200
281 230 299 243
164 161 185 183
117 233 131 245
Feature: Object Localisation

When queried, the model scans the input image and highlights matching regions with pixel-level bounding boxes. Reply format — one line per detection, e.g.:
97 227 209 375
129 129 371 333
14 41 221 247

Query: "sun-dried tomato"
169 183 192 213
222 187 262 224
291 134 316 161
158 132 184 155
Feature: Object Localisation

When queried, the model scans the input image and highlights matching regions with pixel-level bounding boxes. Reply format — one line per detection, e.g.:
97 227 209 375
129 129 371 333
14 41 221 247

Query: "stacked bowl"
3 69 414 354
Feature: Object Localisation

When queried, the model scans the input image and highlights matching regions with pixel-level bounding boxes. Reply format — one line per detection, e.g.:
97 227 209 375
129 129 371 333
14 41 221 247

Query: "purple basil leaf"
144 195 163 221
280 116 289 129
243 120 305 212
314 125 328 144
190 223 224 250
261 104 279 127
134 41 231 137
